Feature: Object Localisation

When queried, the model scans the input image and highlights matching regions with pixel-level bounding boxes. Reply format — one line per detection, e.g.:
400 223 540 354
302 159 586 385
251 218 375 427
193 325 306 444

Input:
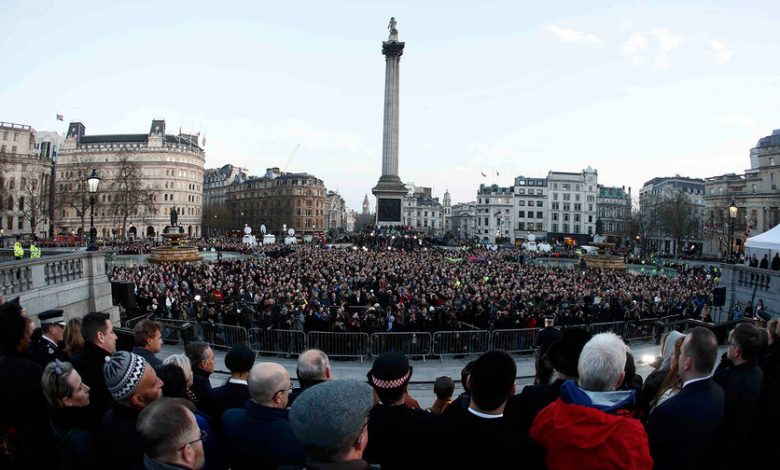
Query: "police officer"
13 235 24 260
30 237 41 259
30 309 68 367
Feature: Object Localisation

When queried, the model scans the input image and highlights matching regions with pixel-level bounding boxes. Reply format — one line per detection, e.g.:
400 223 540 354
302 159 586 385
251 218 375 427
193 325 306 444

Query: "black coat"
30 335 68 368
437 409 531 468
70 342 114 420
50 406 97 470
645 377 725 470
0 351 52 468
102 404 144 470
707 362 763 468
364 404 437 470
132 347 163 369
191 367 213 412
206 380 249 431
505 378 565 434
221 401 305 470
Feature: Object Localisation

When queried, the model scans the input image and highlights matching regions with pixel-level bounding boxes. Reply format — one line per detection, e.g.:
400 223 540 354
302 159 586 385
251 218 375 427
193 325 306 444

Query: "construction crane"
284 143 300 173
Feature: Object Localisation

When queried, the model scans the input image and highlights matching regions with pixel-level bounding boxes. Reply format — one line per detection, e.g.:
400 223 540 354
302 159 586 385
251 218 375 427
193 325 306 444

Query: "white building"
451 202 477 240
402 185 445 235
639 176 705 254
325 190 347 233
546 167 599 243
476 184 514 243
513 175 548 243
203 164 247 206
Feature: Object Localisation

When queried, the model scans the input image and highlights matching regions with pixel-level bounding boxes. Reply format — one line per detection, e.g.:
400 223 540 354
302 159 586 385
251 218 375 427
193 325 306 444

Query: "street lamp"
728 197 738 258
86 169 101 251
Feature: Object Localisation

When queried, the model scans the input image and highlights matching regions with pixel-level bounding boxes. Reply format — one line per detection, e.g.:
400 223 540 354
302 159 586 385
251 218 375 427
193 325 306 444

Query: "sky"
2 0 779 212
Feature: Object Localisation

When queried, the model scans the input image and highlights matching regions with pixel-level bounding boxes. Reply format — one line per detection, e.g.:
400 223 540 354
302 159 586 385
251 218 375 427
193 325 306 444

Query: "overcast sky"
2 0 779 212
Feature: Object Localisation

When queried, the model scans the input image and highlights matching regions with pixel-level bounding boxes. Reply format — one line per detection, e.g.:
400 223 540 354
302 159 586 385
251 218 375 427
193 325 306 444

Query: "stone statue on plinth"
170 206 178 227
388 17 398 41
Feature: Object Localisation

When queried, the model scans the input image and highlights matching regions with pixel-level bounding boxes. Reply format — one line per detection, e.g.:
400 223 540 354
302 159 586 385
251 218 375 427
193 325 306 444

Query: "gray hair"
248 362 288 405
577 333 627 391
184 341 210 368
297 349 330 381
163 354 193 383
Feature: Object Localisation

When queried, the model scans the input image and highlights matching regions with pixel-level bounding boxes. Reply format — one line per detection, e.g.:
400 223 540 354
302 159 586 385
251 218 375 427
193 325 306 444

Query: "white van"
262 234 277 245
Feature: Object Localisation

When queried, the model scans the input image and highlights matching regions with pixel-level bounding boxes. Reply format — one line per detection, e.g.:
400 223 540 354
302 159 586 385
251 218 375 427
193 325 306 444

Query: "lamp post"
728 197 738 259
86 169 101 251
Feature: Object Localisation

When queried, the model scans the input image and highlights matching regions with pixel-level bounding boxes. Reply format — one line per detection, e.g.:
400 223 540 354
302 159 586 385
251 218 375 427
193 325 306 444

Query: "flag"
56 114 63 121
496 170 500 176
480 171 486 177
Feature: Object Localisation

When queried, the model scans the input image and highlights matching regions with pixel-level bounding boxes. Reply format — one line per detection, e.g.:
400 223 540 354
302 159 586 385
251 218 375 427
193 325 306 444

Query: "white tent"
746 224 780 251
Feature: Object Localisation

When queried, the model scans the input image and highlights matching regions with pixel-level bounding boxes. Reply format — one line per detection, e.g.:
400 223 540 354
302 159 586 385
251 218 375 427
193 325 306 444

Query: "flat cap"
289 380 374 452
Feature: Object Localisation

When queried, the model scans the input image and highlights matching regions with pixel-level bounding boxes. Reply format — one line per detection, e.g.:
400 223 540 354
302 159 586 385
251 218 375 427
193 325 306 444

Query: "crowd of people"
109 244 718 334
2 292 778 469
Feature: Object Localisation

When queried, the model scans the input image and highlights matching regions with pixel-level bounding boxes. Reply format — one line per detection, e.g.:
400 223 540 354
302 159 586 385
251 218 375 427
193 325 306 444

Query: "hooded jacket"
530 380 652 470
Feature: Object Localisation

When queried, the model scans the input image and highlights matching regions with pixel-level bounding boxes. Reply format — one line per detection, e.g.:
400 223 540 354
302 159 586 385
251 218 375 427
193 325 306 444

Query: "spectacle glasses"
180 430 208 450
275 383 295 397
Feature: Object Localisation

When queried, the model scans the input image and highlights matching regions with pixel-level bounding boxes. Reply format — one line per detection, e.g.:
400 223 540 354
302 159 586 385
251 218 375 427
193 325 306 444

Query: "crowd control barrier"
370 332 432 360
490 328 538 354
432 330 490 359
199 322 249 350
249 328 307 356
307 331 370 361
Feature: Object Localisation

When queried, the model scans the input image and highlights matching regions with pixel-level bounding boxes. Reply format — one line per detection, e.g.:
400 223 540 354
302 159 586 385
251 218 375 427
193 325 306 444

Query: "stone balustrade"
0 250 117 323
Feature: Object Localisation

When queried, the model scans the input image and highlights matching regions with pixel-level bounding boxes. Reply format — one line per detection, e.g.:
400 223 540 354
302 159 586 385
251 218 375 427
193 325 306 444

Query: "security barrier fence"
154 318 678 359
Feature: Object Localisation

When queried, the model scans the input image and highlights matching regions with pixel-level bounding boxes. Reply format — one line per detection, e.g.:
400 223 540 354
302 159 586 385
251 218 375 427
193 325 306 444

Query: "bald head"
297 349 331 382
249 362 291 407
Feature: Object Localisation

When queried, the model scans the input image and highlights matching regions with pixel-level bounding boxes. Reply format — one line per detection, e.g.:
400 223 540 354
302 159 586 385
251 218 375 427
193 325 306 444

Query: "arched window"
18 197 24 210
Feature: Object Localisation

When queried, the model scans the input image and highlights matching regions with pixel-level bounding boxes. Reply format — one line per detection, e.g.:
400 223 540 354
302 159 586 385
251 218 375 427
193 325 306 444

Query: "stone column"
372 19 409 226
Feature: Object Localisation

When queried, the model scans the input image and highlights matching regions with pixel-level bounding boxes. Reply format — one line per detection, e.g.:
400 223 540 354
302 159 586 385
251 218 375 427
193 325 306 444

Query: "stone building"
226 168 326 235
514 175 548 243
325 190 347 233
0 121 52 240
55 120 205 240
451 202 477 240
546 167 598 244
204 164 248 206
639 176 705 254
476 184 515 243
596 185 632 242
402 185 445 235
703 129 780 256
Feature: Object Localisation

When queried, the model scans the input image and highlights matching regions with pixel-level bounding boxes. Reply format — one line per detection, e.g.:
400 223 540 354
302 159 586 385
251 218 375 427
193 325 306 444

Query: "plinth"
582 242 626 270
149 226 202 263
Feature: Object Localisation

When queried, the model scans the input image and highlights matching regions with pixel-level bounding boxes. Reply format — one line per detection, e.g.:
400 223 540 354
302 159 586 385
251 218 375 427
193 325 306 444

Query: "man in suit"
645 327 725 470
208 345 254 427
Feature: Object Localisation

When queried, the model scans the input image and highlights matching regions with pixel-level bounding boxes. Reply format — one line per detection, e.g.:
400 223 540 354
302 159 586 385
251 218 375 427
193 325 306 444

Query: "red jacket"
531 390 653 470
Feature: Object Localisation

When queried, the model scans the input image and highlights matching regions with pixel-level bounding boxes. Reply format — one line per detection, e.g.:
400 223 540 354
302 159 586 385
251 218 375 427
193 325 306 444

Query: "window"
563 223 569 232
552 202 559 210
518 211 525 218
574 203 581 211
527 212 534 219
563 183 571 190
553 193 559 201
588 215 593 223
518 189 525 194
552 213 559 221
11 146 17 154
537 189 543 195
574 225 581 234
484 217 489 226
563 194 570 201
518 222 525 230
18 217 23 230
537 212 543 219
536 201 543 207
564 213 570 222
518 200 525 206
563 203 570 211
575 194 580 202
574 214 581 222
552 223 558 232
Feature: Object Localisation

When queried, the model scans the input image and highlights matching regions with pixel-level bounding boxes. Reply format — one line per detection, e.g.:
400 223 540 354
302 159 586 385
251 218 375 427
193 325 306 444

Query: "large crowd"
1 293 778 470
109 244 719 334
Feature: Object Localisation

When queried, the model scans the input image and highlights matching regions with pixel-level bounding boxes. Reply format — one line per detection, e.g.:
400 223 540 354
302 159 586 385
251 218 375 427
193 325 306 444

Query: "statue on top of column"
388 17 398 41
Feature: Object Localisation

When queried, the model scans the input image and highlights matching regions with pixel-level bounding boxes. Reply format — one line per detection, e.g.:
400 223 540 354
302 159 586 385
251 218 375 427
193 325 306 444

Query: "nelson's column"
372 17 407 226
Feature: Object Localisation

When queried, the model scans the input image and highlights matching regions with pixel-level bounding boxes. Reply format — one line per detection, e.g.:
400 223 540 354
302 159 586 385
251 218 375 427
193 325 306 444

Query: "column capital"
382 41 405 58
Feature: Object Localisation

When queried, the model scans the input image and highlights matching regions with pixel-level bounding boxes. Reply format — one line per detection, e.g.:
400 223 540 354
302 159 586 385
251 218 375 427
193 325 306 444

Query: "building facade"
225 168 326 235
325 190 347 233
0 121 52 240
596 185 632 242
703 129 780 256
639 176 705 254
546 168 599 244
451 202 477 240
203 164 247 206
476 184 515 243
402 185 445 235
514 175 548 243
55 120 206 240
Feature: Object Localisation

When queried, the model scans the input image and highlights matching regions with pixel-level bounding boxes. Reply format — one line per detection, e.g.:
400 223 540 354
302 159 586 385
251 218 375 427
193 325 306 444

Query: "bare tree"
108 153 151 240
57 157 102 236
19 172 50 237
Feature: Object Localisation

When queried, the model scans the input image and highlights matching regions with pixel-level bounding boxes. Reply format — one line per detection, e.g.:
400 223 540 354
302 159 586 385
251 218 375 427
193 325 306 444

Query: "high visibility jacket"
30 244 41 259
14 241 24 258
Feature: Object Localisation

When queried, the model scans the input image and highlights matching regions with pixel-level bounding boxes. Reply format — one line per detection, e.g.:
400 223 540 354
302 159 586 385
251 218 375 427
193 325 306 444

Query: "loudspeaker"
111 282 136 310
713 286 726 307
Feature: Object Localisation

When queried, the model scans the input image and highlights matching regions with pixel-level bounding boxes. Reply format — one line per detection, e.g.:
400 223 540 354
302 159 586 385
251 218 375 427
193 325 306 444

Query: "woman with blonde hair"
41 360 94 469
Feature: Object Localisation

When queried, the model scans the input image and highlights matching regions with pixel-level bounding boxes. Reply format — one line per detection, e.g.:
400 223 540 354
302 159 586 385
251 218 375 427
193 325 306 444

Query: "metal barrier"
588 321 627 337
491 328 539 354
198 322 249 350
307 331 370 361
370 332 432 360
432 331 490 359
123 313 151 329
625 318 658 341
249 329 307 356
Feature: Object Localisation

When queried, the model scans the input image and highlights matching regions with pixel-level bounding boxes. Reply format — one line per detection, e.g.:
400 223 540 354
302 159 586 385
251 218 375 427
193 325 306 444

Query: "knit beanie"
104 351 147 402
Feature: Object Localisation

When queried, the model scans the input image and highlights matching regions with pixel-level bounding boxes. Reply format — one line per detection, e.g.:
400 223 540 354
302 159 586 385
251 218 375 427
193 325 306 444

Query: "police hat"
39 309 65 327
